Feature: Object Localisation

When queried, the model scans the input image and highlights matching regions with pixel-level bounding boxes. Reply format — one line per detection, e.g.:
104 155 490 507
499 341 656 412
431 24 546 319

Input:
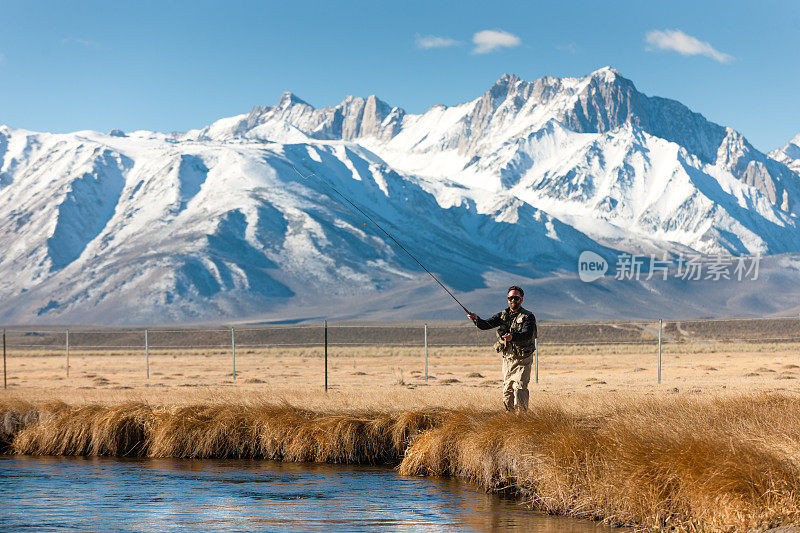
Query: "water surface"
0 456 623 532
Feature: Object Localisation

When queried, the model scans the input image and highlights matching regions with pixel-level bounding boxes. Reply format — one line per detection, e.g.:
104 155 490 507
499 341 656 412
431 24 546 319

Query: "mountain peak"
278 91 309 108
492 73 521 90
582 67 636 92
485 73 522 101
770 132 800 173
589 66 622 81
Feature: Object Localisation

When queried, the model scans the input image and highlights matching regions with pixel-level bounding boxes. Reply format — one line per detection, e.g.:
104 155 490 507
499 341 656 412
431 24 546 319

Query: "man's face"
507 290 523 311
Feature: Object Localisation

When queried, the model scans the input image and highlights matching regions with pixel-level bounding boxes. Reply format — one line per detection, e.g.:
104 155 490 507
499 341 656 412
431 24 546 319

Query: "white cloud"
556 43 580 55
415 34 461 49
645 29 733 63
472 29 521 54
61 37 99 48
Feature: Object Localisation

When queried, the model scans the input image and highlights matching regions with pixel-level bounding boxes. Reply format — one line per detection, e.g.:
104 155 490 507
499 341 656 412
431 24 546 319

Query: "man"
467 286 537 412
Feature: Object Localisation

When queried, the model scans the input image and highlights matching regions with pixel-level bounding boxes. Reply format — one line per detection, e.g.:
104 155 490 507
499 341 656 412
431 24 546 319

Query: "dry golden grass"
3 392 800 531
400 393 800 531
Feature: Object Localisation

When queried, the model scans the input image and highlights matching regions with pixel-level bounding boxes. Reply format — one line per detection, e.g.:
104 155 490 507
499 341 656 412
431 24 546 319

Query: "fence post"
145 328 149 380
324 320 328 391
231 326 236 381
658 319 662 385
3 329 6 389
424 323 428 382
535 337 539 384
65 329 69 378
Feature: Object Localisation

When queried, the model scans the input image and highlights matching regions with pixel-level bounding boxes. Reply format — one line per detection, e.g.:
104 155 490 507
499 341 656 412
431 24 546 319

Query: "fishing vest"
494 307 537 358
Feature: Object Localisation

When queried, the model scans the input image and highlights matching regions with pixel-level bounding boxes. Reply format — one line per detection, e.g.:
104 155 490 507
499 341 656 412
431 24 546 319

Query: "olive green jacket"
472 306 537 356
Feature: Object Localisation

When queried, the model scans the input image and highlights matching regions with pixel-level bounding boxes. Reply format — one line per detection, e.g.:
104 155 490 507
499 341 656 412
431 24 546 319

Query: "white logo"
578 251 608 282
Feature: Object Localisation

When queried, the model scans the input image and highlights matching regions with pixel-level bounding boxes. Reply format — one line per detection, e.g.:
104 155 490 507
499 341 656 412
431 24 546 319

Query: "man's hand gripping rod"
288 160 471 314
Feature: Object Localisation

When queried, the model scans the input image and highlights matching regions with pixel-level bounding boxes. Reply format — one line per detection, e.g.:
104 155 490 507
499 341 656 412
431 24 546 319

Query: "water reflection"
0 456 625 532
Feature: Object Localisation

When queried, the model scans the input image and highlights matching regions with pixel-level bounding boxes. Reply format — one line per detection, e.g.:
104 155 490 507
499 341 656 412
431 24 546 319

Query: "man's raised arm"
467 312 503 330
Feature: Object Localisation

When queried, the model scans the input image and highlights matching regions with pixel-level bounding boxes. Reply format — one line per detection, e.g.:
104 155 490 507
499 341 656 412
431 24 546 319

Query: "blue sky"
1 0 798 151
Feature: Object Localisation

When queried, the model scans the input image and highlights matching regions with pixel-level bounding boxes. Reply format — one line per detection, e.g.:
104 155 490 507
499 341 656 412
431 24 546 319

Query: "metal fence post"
424 323 428 382
3 329 6 389
658 319 662 384
231 326 236 381
324 320 328 391
65 329 70 378
145 328 149 380
535 337 539 384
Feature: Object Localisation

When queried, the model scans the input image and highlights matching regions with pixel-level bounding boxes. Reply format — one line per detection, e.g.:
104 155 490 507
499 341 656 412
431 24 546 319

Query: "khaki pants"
502 354 532 412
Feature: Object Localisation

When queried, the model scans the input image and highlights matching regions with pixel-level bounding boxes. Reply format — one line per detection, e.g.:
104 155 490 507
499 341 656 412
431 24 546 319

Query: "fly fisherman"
467 286 537 412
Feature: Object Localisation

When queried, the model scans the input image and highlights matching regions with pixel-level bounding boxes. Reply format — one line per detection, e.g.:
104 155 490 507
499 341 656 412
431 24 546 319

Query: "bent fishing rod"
289 160 471 315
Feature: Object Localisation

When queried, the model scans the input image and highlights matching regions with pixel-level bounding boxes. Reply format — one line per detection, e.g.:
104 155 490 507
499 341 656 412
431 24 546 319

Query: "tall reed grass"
3 393 800 531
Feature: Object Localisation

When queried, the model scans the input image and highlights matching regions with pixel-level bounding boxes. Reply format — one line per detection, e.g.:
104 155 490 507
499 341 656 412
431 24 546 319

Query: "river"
0 456 624 532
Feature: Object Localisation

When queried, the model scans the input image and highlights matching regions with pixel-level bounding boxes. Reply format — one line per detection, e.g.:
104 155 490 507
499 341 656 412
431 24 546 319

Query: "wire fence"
2 316 800 390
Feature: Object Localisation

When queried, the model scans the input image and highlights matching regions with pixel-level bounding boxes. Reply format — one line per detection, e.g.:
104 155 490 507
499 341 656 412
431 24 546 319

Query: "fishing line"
288 159 470 314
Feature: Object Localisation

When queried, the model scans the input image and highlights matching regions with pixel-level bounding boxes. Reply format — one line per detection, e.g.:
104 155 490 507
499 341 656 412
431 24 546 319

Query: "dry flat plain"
3 340 800 407
2 317 800 405
4 319 800 531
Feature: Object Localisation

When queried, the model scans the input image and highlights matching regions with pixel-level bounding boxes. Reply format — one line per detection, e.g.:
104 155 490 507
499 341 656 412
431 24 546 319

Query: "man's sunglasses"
507 295 521 301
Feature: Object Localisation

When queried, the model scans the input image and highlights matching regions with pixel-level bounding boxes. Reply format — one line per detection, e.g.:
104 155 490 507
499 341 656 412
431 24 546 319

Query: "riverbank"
2 392 799 531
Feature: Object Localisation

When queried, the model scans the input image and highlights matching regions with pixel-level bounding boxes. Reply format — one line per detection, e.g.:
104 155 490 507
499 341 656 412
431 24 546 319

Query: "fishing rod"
288 159 471 314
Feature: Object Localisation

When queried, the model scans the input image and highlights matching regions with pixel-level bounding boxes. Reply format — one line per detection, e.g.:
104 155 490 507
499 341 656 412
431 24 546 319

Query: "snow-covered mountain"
771 133 800 174
188 67 800 255
1 67 799 324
